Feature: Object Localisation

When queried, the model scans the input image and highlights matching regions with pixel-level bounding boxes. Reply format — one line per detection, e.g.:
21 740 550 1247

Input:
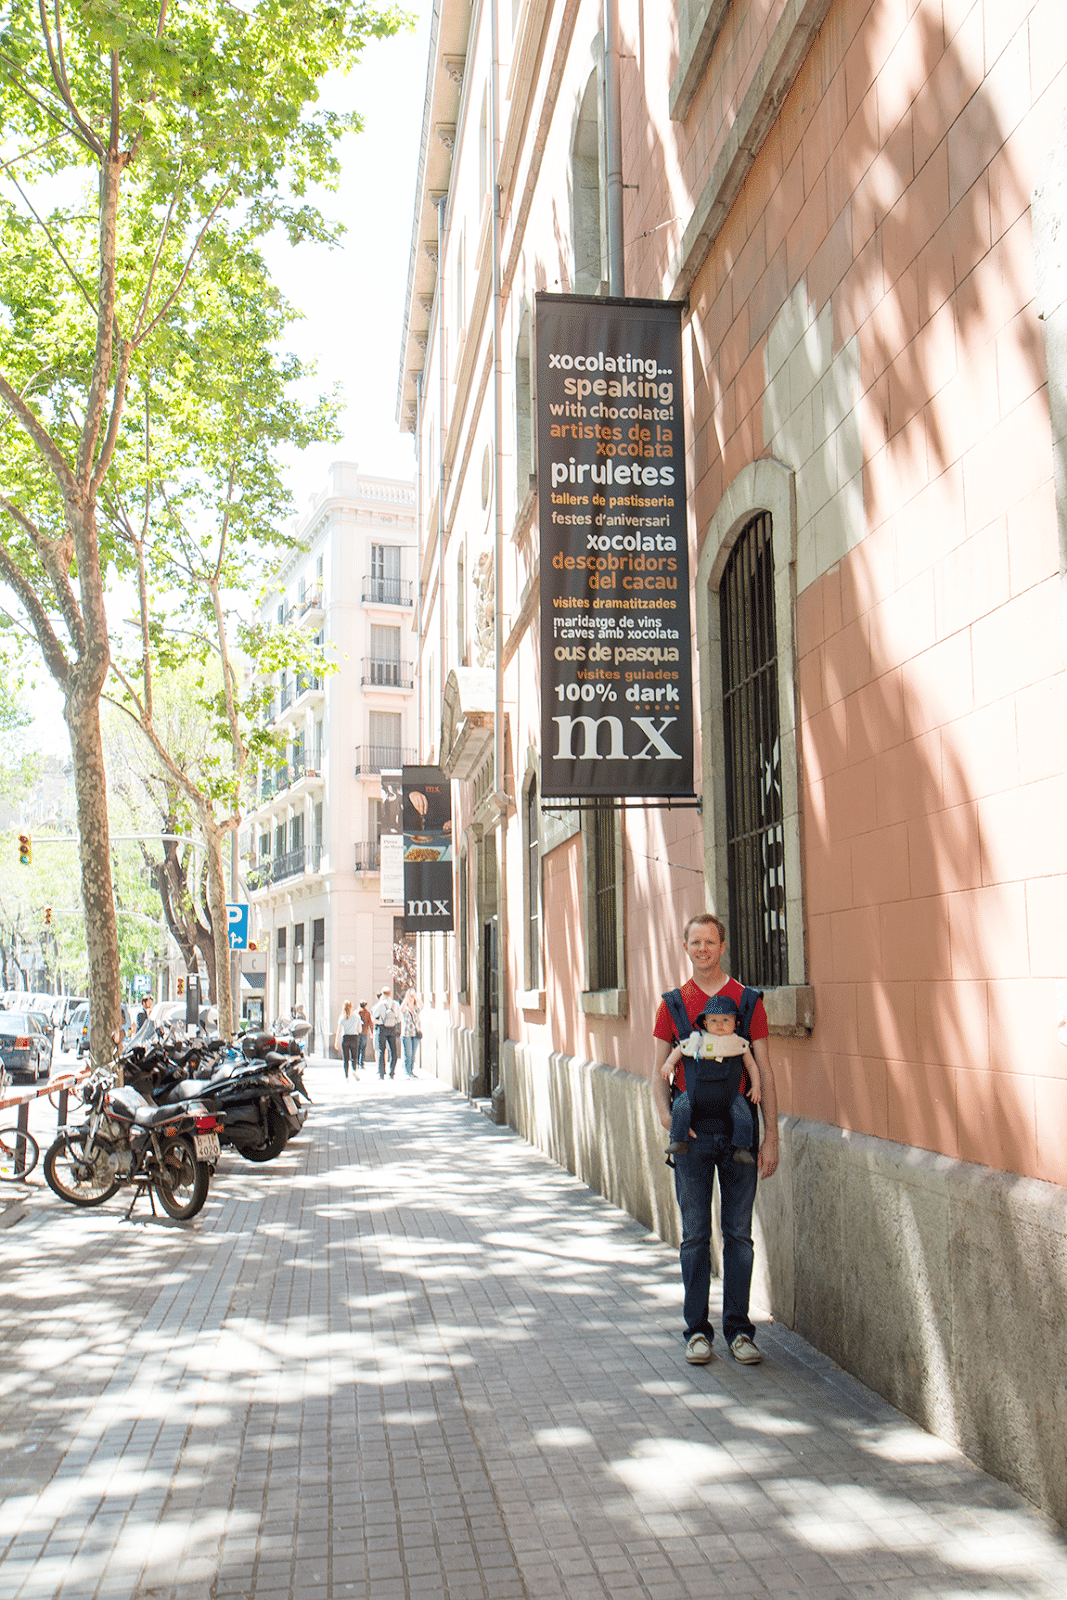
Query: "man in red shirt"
652 912 779 1366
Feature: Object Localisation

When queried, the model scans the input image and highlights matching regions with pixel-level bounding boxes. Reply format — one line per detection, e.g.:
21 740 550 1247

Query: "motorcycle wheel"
234 1106 289 1163
154 1136 210 1220
43 1133 120 1207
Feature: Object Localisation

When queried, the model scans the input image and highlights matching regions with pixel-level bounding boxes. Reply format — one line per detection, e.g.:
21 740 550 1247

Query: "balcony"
361 577 413 608
296 585 324 622
354 745 417 775
248 844 324 887
354 841 381 873
361 657 413 690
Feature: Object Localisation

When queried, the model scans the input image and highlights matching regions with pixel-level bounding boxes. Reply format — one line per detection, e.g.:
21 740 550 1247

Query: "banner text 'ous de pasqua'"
535 294 694 798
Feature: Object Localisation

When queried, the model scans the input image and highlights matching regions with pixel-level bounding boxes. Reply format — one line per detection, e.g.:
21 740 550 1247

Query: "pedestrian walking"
370 988 401 1078
651 912 779 1366
400 989 422 1076
334 1001 363 1081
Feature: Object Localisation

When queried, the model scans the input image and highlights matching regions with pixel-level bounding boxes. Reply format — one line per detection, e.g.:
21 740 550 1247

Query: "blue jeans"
673 1132 758 1345
402 1035 419 1075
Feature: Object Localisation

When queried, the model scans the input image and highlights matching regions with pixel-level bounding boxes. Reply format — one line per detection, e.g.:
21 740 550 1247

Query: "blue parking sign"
226 903 249 950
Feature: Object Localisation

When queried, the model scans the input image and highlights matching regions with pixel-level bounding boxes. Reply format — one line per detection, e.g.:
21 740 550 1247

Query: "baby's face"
704 1013 736 1036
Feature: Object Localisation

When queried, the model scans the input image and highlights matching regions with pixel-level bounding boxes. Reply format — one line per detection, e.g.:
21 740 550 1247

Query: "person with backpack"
371 988 402 1079
651 912 779 1368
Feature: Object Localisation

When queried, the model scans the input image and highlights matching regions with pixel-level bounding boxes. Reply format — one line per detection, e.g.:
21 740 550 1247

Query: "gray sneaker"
685 1332 713 1364
729 1333 762 1364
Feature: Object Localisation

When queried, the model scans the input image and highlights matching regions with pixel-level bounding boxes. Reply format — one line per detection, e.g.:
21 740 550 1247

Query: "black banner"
536 293 693 798
402 766 454 931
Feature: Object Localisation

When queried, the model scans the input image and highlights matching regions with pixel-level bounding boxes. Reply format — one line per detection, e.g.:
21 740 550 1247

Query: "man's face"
684 922 725 976
703 1013 736 1036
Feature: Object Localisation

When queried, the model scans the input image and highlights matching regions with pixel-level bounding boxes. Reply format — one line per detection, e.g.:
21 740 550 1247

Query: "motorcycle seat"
133 1101 206 1128
162 1080 207 1104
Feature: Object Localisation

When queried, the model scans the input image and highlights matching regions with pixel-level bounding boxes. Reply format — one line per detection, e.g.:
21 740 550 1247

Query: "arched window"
720 513 787 986
571 72 603 295
695 459 808 1010
515 307 534 506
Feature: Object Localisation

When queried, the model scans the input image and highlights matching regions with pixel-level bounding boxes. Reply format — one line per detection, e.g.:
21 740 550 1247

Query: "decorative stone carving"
443 56 465 86
436 124 456 153
474 551 495 668
424 241 439 265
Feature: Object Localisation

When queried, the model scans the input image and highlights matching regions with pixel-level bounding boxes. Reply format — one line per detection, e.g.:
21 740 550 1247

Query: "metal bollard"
15 1099 31 1178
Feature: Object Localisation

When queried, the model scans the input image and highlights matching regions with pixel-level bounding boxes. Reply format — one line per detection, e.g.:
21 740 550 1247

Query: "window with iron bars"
719 511 788 988
523 778 542 990
586 798 619 992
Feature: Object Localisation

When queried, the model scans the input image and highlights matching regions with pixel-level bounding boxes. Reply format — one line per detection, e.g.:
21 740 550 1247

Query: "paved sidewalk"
3 1066 1066 1600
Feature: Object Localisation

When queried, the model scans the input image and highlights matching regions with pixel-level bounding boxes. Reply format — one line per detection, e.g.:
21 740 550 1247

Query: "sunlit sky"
27 0 434 758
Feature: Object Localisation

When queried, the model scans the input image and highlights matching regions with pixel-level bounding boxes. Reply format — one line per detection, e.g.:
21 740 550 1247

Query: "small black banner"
402 766 454 931
536 293 693 798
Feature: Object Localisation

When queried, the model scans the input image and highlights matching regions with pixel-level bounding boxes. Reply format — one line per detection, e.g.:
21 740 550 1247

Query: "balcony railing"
361 577 413 608
248 844 323 886
354 841 381 872
251 760 323 804
361 657 413 689
353 745 417 775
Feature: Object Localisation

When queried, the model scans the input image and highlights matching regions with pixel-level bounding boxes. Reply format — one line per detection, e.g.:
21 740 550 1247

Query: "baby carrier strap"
660 988 691 1045
736 983 763 1040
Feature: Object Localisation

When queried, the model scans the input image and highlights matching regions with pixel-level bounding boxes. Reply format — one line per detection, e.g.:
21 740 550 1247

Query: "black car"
0 1011 52 1082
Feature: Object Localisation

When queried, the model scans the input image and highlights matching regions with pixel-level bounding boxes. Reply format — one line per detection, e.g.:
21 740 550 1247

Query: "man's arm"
750 1035 778 1177
652 1036 674 1130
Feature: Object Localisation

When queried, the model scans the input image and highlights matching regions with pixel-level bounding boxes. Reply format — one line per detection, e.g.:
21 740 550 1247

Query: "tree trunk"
66 682 121 1065
198 808 235 1034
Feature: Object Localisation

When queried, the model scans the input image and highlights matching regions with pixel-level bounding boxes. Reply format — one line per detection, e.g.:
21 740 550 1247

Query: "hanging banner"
379 770 404 907
536 293 693 798
402 765 454 931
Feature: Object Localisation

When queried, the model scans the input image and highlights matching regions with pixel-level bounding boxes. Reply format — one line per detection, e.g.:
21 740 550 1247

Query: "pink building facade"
398 0 1067 1520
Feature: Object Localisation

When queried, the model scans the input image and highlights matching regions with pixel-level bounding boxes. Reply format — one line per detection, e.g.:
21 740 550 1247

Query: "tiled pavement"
3 1065 1067 1600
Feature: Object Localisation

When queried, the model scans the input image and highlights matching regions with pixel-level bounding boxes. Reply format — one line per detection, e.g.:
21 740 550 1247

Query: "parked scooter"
123 1032 308 1163
44 1064 224 1220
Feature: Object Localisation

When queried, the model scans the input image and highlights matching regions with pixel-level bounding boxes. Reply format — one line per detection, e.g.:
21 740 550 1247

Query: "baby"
660 995 762 1163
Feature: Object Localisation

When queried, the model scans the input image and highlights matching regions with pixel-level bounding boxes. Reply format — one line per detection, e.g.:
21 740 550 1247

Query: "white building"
241 462 418 1052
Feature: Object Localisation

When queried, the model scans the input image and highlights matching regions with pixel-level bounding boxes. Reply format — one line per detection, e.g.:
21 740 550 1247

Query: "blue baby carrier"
661 984 762 1122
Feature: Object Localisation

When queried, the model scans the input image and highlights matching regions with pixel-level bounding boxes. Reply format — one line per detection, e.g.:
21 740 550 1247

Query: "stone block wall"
498 1036 1067 1529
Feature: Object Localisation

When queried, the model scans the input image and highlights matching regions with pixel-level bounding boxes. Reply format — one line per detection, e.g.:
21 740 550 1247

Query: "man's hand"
758 1131 779 1178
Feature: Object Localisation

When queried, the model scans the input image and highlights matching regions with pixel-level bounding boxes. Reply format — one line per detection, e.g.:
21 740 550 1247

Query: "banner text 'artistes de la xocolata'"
535 294 694 799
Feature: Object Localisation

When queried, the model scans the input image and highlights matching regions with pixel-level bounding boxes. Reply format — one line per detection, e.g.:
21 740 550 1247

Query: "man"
370 987 401 1079
652 912 779 1366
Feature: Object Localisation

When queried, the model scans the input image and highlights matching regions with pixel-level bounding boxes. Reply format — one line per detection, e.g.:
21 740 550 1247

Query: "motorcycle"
123 1031 308 1164
44 1064 224 1220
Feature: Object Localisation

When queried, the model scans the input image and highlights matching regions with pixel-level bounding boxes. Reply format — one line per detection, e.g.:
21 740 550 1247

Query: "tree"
104 268 337 1034
0 0 406 1059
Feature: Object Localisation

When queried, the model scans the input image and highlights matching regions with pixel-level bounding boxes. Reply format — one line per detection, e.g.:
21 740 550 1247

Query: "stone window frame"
694 457 813 1035
578 799 628 1020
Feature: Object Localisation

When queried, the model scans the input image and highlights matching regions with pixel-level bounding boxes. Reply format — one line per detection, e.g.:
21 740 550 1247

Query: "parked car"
63 1003 89 1055
26 1010 57 1071
68 1002 133 1056
0 1011 53 1081
52 995 88 1030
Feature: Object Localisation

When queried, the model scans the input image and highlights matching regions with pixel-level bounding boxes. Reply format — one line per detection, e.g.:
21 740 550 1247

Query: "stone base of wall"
491 1035 1067 1529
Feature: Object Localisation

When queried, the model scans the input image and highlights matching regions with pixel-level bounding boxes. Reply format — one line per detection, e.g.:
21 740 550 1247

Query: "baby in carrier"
660 993 762 1163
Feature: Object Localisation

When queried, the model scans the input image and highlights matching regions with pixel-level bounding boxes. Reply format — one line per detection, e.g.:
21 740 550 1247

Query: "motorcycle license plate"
194 1132 221 1162
282 1094 297 1115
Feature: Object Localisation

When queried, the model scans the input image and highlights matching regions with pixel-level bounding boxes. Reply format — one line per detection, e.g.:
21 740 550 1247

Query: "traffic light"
247 941 258 952
18 833 31 866
44 907 52 927
177 976 185 997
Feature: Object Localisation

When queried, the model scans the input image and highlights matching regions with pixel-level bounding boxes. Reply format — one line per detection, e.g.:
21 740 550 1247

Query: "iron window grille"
719 511 788 987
